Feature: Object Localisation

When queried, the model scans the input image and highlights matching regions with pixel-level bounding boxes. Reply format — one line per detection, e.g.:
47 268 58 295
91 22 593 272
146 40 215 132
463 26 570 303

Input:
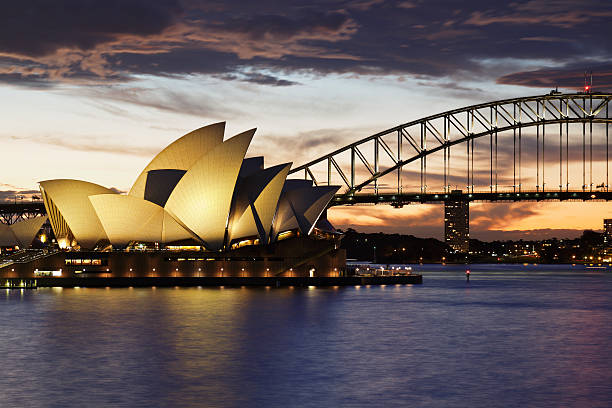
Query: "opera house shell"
0 216 48 248
39 123 339 252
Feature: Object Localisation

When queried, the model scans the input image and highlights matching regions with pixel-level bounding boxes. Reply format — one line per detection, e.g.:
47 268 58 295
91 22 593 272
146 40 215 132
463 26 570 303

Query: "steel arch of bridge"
289 92 612 205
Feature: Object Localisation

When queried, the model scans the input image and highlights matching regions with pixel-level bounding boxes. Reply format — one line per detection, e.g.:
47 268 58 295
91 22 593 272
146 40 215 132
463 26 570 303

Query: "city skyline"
1 0 612 240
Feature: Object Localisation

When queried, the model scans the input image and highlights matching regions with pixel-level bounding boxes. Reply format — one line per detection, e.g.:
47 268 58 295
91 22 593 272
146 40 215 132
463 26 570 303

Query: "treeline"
339 228 455 263
339 228 606 264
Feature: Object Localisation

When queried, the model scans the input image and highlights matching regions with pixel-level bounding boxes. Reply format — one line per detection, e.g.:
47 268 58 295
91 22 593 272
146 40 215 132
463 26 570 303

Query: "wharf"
3 275 422 288
1 279 38 289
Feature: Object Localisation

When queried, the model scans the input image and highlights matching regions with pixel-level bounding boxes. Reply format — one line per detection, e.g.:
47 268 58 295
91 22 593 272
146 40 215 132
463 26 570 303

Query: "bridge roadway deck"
329 190 612 206
0 201 45 213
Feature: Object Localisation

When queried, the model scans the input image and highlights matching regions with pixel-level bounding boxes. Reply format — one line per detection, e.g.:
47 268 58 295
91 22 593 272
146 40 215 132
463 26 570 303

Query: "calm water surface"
1 265 612 407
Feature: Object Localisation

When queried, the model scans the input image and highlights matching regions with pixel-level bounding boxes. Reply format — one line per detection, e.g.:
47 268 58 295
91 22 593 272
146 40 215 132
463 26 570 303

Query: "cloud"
250 126 371 166
497 63 612 90
0 189 41 203
0 0 609 90
220 72 298 86
9 134 160 157
464 1 612 29
208 11 356 47
470 202 538 231
328 199 597 241
328 204 444 237
0 72 53 88
80 82 242 118
328 201 583 240
0 0 183 57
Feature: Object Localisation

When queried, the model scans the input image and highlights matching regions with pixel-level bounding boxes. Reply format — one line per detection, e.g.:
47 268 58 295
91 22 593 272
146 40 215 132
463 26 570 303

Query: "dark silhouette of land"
340 228 607 264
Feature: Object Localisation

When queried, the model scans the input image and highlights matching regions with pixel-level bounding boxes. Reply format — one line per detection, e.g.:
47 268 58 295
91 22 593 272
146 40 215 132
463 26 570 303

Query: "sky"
1 0 611 240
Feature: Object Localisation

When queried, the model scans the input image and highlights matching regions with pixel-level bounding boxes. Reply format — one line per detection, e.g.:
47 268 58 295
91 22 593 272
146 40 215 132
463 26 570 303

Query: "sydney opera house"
1 123 345 280
0 216 48 249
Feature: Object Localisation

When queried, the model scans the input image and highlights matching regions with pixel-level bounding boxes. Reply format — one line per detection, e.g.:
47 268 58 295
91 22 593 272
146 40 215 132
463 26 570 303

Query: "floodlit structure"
40 180 115 249
0 216 47 248
39 123 340 251
272 180 339 242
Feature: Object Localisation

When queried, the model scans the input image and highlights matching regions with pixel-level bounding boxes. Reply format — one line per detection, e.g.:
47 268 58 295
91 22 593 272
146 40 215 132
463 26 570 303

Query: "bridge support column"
444 190 469 253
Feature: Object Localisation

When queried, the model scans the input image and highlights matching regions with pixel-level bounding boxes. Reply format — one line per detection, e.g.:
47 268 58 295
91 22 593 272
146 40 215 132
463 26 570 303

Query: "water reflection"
1 270 611 407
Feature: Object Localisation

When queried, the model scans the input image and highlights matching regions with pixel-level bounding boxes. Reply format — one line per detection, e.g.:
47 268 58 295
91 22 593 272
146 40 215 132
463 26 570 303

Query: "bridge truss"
0 202 45 225
289 92 612 206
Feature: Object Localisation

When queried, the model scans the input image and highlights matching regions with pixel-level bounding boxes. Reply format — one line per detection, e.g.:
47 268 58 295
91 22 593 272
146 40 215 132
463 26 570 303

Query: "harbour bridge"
1 91 612 249
288 92 612 204
286 91 612 250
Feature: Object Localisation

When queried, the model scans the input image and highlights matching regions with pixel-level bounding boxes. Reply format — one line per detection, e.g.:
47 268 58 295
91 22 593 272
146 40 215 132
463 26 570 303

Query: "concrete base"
1 236 346 279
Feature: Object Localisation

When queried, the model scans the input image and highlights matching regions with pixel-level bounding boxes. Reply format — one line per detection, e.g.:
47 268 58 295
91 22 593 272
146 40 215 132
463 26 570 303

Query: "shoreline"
2 275 422 288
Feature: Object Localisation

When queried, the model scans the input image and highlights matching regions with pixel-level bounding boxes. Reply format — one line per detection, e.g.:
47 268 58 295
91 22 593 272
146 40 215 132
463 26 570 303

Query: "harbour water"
1 265 611 407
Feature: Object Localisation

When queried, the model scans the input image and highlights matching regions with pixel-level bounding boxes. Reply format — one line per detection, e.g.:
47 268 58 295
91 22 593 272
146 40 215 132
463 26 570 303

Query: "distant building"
445 191 469 253
604 219 612 245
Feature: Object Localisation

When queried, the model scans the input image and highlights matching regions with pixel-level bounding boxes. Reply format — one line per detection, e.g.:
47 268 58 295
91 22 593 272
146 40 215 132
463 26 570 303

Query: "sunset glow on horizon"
1 0 611 240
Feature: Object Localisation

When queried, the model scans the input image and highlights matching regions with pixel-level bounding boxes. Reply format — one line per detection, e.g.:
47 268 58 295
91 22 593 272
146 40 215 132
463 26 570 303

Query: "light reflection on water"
1 266 612 407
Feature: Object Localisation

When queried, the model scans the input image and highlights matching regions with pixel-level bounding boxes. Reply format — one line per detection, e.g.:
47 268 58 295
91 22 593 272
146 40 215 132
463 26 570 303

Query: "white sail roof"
39 180 115 249
229 163 291 243
273 184 339 238
11 216 48 247
129 122 225 199
0 224 16 246
89 194 194 246
165 129 255 250
36 123 338 251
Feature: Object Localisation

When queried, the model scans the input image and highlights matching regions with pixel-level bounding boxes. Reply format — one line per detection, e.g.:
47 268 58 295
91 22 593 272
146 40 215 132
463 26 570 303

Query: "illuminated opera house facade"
2 123 345 279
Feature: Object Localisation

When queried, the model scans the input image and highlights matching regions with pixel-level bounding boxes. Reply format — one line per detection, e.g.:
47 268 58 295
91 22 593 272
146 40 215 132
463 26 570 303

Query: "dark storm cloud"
0 0 611 88
213 10 354 41
107 49 239 77
218 72 298 86
0 0 183 57
0 72 52 88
